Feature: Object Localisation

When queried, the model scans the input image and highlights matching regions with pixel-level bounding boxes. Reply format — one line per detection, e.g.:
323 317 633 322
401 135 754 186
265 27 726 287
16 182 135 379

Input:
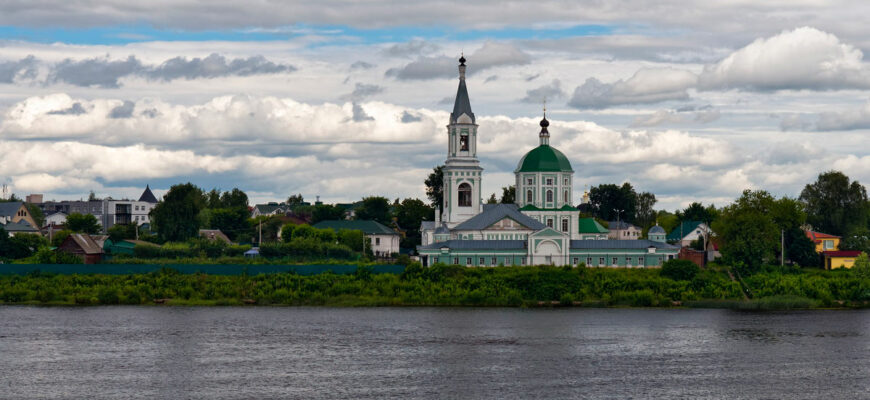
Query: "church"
417 56 679 267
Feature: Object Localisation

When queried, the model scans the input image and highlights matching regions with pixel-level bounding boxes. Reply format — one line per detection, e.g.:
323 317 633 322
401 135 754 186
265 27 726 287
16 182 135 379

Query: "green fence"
0 264 404 276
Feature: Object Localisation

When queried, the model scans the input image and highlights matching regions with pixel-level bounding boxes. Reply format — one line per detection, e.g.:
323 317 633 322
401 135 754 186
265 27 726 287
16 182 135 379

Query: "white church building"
418 56 679 267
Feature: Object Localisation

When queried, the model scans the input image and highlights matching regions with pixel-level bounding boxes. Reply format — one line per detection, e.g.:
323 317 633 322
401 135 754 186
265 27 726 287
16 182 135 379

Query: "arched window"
546 190 553 202
526 190 533 203
459 134 469 151
564 190 569 203
561 219 569 232
458 183 472 207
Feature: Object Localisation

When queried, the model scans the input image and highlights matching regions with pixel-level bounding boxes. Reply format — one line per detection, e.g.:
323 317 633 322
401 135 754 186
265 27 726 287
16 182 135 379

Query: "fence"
0 264 405 276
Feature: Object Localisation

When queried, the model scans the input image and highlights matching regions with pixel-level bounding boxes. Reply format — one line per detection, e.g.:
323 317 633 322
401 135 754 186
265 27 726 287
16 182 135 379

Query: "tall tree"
150 183 205 242
676 202 718 223
424 165 444 208
205 188 222 208
25 204 45 227
799 170 869 236
286 194 304 208
486 193 498 204
220 188 249 209
311 204 346 224
588 183 637 222
635 192 657 228
355 196 392 225
714 190 780 274
66 212 101 234
500 185 516 204
395 198 434 248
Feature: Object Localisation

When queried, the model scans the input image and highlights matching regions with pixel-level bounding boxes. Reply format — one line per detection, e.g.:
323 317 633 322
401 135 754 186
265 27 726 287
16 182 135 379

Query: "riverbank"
2 264 868 309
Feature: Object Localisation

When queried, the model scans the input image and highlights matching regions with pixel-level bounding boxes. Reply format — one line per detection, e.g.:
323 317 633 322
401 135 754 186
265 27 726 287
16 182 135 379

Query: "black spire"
138 184 158 203
459 54 466 65
450 56 475 124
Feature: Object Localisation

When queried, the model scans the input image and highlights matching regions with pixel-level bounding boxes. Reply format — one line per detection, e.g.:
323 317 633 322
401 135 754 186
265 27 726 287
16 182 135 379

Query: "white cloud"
567 68 697 109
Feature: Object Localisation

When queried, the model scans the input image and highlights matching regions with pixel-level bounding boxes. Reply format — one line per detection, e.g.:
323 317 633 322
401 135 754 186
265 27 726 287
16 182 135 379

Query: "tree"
87 190 98 201
713 190 779 274
286 194 304 208
355 196 392 225
486 193 498 204
787 230 819 267
150 182 205 242
676 202 719 224
312 204 346 224
395 198 433 248
588 183 637 222
66 212 101 234
841 226 870 253
635 192 657 228
661 259 700 281
205 188 222 208
424 165 444 208
800 170 869 236
107 224 137 242
26 204 45 227
500 185 516 204
220 188 249 209
209 207 249 241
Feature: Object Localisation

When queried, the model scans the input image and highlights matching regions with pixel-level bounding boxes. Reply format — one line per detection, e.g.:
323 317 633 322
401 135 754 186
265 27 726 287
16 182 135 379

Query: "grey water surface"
0 307 868 399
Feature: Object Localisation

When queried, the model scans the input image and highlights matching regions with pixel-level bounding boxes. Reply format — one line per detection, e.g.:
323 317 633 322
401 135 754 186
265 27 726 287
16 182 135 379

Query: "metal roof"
450 72 475 124
418 239 526 251
0 202 24 217
608 221 640 230
313 220 399 235
667 220 705 240
453 203 546 231
138 185 159 203
570 239 679 250
648 225 666 234
578 218 609 234
515 144 573 173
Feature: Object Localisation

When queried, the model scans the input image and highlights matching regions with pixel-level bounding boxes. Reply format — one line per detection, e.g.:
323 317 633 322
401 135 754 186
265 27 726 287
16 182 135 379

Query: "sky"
2 1 870 211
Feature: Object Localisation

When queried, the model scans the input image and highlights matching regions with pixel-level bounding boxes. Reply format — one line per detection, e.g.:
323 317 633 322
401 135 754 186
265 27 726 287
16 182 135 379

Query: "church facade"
418 57 679 267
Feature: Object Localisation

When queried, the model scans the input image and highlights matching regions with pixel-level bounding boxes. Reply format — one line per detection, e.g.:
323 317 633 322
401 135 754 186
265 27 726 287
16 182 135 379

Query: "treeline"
3 260 870 308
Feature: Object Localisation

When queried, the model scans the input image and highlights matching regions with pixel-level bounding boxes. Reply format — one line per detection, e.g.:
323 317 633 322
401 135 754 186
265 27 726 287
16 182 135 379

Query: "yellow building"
824 251 863 269
805 230 840 253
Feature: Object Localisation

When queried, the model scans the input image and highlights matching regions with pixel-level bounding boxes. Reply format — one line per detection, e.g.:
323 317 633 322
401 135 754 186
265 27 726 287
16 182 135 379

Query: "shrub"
661 259 700 281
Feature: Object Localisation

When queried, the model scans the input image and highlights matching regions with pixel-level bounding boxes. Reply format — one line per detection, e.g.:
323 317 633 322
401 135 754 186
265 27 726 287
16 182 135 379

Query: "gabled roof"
570 239 680 250
805 230 840 241
418 239 526 251
0 202 24 217
313 220 399 235
67 233 103 254
199 229 232 244
453 203 546 231
1 219 37 232
823 250 862 257
578 218 608 234
254 204 286 214
138 185 159 203
667 220 705 241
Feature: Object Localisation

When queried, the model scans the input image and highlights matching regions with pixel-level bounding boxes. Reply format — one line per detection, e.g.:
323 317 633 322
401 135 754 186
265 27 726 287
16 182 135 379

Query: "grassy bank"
3 263 866 309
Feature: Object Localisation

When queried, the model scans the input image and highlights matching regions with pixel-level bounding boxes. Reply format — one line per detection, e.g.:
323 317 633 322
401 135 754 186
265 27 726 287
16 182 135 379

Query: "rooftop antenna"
1 183 7 200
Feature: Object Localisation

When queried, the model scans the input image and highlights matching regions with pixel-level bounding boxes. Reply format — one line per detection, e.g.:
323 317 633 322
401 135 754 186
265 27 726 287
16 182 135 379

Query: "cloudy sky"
2 1 870 210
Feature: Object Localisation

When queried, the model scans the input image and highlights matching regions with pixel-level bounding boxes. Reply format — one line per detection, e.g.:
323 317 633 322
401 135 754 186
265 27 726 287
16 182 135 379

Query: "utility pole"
613 208 624 239
781 229 785 266
258 220 262 246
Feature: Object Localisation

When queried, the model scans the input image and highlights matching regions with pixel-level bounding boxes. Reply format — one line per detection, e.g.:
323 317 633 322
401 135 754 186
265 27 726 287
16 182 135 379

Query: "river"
0 307 868 399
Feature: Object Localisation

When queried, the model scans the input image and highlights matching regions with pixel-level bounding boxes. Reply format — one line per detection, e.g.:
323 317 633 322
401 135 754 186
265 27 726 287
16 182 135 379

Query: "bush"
661 259 700 281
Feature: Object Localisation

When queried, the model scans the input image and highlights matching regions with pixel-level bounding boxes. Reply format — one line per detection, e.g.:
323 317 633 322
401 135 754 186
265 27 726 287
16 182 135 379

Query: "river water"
0 307 868 399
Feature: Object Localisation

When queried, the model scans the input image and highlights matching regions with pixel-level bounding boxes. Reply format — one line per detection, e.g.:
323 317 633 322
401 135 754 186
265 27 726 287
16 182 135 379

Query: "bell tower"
442 55 483 226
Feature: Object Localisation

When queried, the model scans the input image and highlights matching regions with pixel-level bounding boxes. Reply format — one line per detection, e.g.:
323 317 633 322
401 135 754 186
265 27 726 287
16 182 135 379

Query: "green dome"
515 145 573 173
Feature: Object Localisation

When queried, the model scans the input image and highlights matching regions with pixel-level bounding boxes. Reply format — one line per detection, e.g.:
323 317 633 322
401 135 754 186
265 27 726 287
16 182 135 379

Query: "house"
251 202 288 218
667 221 714 247
823 250 863 269
607 221 641 240
199 229 232 244
33 186 157 231
58 233 104 264
578 217 609 240
1 220 38 236
0 202 39 229
805 230 840 253
45 211 68 226
313 220 401 257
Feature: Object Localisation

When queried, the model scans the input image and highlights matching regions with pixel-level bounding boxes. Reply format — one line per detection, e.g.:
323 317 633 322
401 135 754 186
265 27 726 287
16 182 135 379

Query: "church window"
466 257 472 265
546 190 553 202
453 257 459 265
492 257 497 265
612 257 618 266
480 257 485 265
561 219 568 232
546 178 553 185
587 257 593 266
598 257 605 266
564 178 569 185
459 134 469 151
458 183 472 207
564 190 569 203
573 257 579 265
547 219 553 228
526 190 533 203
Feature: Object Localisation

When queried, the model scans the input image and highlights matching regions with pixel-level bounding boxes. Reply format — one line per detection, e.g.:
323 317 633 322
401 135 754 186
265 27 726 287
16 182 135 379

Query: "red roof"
805 230 840 241
823 250 862 257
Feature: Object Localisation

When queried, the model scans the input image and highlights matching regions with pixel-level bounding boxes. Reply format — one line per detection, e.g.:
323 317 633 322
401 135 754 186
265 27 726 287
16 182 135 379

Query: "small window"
433 257 438 263
564 190 569 203
546 190 553 202
491 257 497 265
526 190 533 203
587 257 593 266
561 219 568 232
564 178 568 185
639 258 645 267
459 134 469 151
458 183 472 207
527 178 533 185
480 258 485 265
375 238 381 245
824 240 834 250
546 178 553 185
573 257 579 265
547 219 553 228
598 257 605 266
466 257 472 265
627 257 632 266
453 257 459 265
521 257 526 265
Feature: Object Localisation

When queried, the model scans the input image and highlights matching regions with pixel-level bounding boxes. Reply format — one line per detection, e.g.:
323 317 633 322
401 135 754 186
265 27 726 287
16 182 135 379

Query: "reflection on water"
1 307 869 399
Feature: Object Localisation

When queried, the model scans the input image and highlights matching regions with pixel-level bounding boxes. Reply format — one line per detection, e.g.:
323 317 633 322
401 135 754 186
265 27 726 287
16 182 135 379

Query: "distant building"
607 221 641 240
1 220 38 236
313 220 401 257
805 230 840 253
58 233 104 264
44 211 68 226
34 186 157 231
667 221 715 247
0 202 39 230
647 225 667 242
251 203 288 218
199 229 232 244
823 251 862 270
577 218 609 240
25 194 43 204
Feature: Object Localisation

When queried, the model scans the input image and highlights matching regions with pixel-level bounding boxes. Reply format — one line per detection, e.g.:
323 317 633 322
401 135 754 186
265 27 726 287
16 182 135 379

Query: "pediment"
530 227 567 238
486 217 531 231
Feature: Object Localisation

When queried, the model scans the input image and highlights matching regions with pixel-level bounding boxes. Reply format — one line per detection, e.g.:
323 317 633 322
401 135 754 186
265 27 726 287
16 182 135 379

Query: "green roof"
578 218 609 234
313 220 398 235
515 145 573 173
667 220 703 240
518 204 579 212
